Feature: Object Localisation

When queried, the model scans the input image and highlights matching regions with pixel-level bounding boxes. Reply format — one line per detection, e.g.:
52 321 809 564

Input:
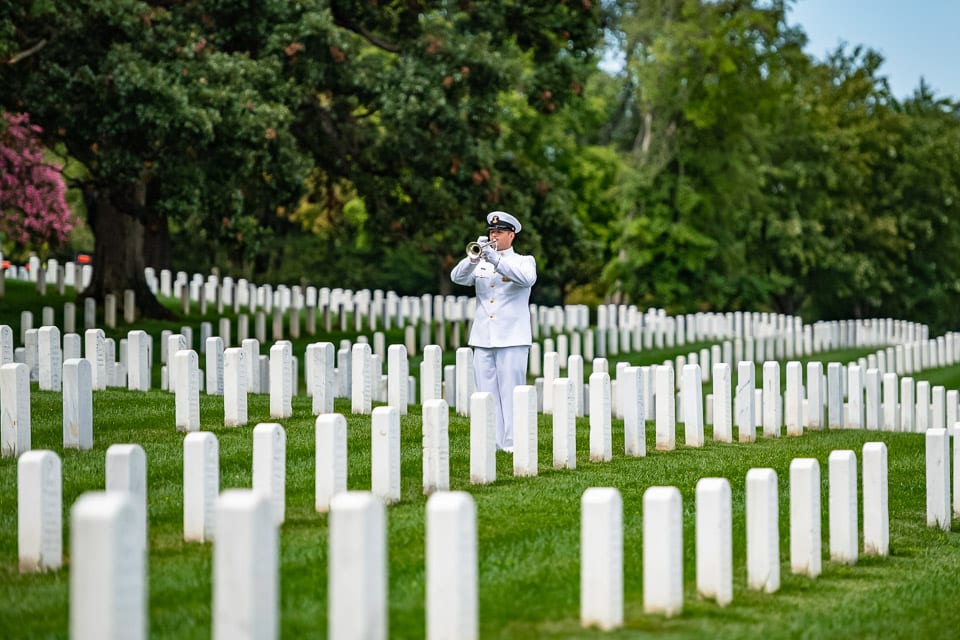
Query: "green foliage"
4 0 960 329
598 0 960 332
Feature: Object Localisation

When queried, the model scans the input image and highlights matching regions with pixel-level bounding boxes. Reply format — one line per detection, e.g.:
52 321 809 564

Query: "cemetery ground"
3 280 960 637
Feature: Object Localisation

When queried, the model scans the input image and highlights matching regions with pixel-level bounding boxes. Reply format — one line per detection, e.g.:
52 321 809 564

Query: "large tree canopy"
1 0 607 314
4 0 960 331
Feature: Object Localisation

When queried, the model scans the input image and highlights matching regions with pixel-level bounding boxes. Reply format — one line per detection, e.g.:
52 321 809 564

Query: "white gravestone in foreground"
70 492 146 640
569 355 585 417
307 342 335 415
351 342 373 414
513 386 538 477
329 492 387 640
371 406 401 505
269 341 293 419
862 442 889 556
655 365 676 450
213 490 277 640
952 424 960 519
63 358 93 450
223 347 247 427
420 345 443 404
0 324 13 365
785 361 803 436
18 450 62 572
789 458 821 577
746 468 780 593
184 432 219 543
806 361 824 429
553 378 577 469
252 423 286 526
643 486 683 616
865 369 882 431
242 338 261 394
696 478 732 606
422 400 450 495
926 428 950 531
829 450 858 564
85 328 107 391
470 392 496 485
542 351 559 415
174 350 201 432
127 330 150 392
712 363 732 443
426 492 478 640
682 364 704 447
881 372 898 432
900 377 915 433
589 372 612 462
38 325 62 391
622 366 646 456
105 444 148 558
455 347 474 417
315 413 347 512
1 362 31 457
387 344 409 415
827 362 844 429
736 361 756 443
762 362 781 437
206 336 224 396
580 487 623 631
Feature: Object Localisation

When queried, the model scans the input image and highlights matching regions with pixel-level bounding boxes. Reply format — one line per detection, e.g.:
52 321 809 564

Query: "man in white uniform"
451 211 537 452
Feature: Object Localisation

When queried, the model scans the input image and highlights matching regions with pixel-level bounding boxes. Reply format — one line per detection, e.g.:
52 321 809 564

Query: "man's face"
488 228 515 250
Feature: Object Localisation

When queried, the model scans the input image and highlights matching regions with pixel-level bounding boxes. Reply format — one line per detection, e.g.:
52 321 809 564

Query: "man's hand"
469 236 487 263
481 242 499 264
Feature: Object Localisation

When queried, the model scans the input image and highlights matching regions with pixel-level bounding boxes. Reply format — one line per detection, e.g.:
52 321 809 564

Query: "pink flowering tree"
0 111 72 259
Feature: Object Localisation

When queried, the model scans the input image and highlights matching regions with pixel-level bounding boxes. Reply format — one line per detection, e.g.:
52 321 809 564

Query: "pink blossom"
0 112 73 249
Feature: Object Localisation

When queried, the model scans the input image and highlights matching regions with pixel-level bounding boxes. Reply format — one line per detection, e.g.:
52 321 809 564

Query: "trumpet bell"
466 239 496 259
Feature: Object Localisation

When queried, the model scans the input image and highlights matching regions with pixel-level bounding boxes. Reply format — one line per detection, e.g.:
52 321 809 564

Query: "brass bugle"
466 239 497 259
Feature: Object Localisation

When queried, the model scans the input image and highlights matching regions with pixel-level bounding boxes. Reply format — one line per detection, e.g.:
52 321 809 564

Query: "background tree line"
2 0 959 332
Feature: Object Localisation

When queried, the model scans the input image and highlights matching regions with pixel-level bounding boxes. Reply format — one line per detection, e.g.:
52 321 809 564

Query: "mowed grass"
3 279 960 637
2 376 960 638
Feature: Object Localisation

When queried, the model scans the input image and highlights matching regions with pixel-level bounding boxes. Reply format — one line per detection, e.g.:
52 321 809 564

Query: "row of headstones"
5 291 942 386
7 318 957 440
142 265 934 357
149 263 931 348
2 255 932 358
2 257 92 295
532 357 957 451
22 408 960 581
17 436 901 638
4 329 957 464
18 412 960 636
6 307 958 437
533 326 959 388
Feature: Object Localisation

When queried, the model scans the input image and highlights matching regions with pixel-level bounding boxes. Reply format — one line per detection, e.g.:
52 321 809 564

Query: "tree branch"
5 39 48 65
330 7 400 53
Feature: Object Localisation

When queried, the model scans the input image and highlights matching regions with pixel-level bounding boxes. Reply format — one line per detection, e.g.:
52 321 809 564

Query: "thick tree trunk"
81 185 174 320
142 211 172 271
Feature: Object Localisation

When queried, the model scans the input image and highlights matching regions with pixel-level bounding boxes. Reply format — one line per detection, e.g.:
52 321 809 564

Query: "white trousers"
473 345 529 450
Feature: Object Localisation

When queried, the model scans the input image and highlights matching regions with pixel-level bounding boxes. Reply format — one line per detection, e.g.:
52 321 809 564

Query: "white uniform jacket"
450 247 537 348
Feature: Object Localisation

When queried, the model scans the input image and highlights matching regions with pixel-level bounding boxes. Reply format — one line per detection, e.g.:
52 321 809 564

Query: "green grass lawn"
2 279 960 638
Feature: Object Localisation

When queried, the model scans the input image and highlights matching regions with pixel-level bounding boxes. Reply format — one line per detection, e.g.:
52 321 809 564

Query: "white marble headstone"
63 358 93 450
223 347 247 427
184 432 219 542
1 362 31 457
252 423 286 526
70 492 145 640
315 413 347 512
18 450 62 572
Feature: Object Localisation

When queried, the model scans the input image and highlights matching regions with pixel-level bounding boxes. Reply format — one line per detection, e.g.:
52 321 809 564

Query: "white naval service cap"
486 210 521 233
